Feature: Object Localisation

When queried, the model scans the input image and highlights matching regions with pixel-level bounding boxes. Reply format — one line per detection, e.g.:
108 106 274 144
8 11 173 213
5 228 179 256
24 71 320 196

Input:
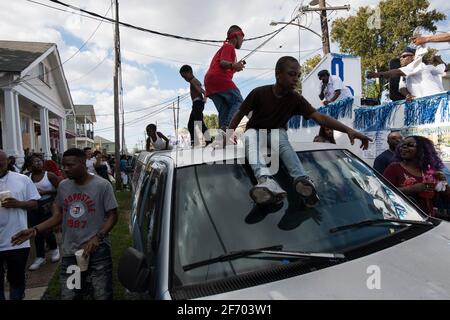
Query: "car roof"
138 142 345 168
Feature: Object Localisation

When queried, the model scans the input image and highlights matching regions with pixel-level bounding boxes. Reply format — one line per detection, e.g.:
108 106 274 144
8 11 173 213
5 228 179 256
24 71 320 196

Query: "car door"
132 161 167 297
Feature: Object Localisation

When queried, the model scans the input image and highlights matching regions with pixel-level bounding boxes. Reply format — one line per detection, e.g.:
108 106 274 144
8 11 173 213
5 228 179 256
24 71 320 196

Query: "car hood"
202 221 450 300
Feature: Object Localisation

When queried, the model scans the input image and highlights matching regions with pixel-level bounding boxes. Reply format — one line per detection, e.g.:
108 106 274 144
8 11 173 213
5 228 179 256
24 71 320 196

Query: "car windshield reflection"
173 149 427 288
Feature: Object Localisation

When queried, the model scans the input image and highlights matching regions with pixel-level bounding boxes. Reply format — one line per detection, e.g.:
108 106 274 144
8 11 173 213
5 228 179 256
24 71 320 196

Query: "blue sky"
0 0 449 151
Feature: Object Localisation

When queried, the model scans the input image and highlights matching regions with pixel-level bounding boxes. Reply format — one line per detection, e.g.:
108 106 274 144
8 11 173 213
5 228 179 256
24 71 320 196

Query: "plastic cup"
0 190 11 207
75 249 90 272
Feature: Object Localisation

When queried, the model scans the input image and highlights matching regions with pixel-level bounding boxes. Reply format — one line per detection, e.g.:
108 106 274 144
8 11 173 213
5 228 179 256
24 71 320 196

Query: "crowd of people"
0 146 136 300
368 41 448 101
1 23 449 300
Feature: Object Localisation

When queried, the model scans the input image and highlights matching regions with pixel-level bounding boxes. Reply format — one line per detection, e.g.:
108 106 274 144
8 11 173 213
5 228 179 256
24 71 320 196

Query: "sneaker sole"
295 181 313 197
250 187 286 205
29 263 46 271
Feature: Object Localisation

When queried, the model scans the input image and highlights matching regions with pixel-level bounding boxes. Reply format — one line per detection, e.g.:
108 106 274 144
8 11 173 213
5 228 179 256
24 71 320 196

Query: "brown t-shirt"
240 85 316 130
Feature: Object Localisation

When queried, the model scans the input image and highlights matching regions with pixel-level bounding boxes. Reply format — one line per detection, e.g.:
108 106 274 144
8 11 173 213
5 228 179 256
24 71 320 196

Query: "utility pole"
319 0 330 55
301 1 350 55
171 102 177 137
176 96 180 135
113 0 122 190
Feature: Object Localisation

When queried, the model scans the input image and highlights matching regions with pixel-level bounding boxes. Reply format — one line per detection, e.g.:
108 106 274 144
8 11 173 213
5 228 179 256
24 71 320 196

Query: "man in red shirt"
204 25 246 132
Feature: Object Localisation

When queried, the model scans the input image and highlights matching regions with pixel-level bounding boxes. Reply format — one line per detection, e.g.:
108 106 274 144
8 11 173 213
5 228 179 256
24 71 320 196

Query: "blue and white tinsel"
354 101 398 132
288 97 353 129
288 115 303 129
404 92 449 126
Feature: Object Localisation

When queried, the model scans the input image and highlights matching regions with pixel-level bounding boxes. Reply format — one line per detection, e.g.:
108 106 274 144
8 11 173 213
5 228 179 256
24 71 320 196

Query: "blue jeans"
244 128 307 180
209 88 243 129
59 242 113 300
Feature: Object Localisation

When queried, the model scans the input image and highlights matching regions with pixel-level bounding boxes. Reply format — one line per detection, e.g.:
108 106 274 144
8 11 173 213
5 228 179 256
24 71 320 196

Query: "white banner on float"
301 53 362 108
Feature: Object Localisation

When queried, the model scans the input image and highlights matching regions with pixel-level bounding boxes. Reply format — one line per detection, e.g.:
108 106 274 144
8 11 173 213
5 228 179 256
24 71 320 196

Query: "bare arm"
399 87 415 101
157 132 170 149
229 109 246 131
326 90 341 104
82 208 118 256
413 33 450 45
219 60 245 72
2 198 37 210
367 69 405 79
99 209 118 235
319 83 326 100
11 202 63 246
227 109 247 143
397 184 429 195
310 112 372 149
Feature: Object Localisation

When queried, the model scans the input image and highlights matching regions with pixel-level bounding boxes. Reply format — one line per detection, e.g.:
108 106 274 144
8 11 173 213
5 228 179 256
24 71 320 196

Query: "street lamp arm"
270 21 322 38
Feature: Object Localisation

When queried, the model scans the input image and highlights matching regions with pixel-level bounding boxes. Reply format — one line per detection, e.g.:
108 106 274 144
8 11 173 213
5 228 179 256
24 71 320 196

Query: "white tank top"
32 171 56 193
150 133 167 150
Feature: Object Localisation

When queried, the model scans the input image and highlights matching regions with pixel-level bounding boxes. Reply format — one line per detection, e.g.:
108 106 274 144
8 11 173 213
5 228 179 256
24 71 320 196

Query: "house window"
38 62 49 85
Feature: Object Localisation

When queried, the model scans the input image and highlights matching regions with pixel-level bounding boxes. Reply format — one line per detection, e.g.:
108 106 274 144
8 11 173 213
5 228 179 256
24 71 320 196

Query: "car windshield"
173 149 427 287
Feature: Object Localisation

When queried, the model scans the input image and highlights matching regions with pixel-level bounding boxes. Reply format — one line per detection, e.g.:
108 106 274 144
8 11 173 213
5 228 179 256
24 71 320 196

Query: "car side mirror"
118 247 151 292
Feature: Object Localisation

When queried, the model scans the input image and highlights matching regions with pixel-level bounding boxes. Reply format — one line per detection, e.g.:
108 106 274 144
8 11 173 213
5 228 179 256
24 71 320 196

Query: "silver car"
118 143 450 299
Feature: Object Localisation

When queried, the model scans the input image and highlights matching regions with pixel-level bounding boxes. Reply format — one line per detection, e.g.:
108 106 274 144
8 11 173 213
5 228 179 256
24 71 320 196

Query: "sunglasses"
400 142 417 148
400 54 414 59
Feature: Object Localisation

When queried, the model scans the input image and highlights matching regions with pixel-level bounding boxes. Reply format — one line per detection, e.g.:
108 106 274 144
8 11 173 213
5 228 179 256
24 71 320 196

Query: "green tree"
204 114 219 129
298 54 322 93
331 0 445 96
301 54 322 78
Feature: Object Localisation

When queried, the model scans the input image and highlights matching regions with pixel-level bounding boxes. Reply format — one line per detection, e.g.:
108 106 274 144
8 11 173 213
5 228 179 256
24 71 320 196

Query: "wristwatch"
96 231 106 241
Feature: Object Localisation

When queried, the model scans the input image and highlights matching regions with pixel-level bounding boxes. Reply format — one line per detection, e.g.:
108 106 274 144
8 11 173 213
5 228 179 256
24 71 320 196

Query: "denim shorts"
59 242 113 300
209 88 243 129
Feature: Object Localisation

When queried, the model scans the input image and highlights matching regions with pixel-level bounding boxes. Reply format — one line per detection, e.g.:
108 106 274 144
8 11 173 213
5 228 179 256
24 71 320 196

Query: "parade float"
289 52 450 166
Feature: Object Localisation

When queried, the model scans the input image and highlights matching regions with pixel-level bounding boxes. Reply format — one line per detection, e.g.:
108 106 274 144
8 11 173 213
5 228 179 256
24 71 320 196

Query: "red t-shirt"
204 42 237 96
383 162 435 215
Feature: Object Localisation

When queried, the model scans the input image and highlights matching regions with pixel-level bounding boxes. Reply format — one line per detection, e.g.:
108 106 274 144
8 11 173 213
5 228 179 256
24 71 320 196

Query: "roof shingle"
0 40 53 72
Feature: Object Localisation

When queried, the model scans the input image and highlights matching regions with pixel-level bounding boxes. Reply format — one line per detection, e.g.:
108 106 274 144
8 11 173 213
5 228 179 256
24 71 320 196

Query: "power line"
240 15 300 61
11 0 113 86
27 0 315 54
69 51 112 83
48 0 286 43
24 0 108 23
94 93 190 116
61 2 112 65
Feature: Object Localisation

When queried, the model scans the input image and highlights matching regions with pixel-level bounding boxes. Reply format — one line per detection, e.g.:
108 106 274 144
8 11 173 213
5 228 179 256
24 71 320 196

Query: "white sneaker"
250 177 287 205
29 257 46 271
50 248 60 263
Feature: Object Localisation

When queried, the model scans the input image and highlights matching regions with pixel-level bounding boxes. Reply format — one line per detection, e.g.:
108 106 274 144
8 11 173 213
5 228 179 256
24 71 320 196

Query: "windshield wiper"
182 245 345 271
329 218 433 234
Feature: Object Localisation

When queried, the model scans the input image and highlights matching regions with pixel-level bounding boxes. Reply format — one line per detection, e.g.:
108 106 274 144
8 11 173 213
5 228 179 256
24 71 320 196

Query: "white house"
67 104 96 150
0 40 75 165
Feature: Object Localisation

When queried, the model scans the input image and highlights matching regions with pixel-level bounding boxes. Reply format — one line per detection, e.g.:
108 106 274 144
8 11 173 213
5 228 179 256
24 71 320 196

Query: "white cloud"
2 0 449 150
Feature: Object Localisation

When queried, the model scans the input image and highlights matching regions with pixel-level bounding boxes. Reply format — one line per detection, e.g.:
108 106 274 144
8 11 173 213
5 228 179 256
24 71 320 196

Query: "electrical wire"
10 0 113 87
240 14 301 62
48 0 286 43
